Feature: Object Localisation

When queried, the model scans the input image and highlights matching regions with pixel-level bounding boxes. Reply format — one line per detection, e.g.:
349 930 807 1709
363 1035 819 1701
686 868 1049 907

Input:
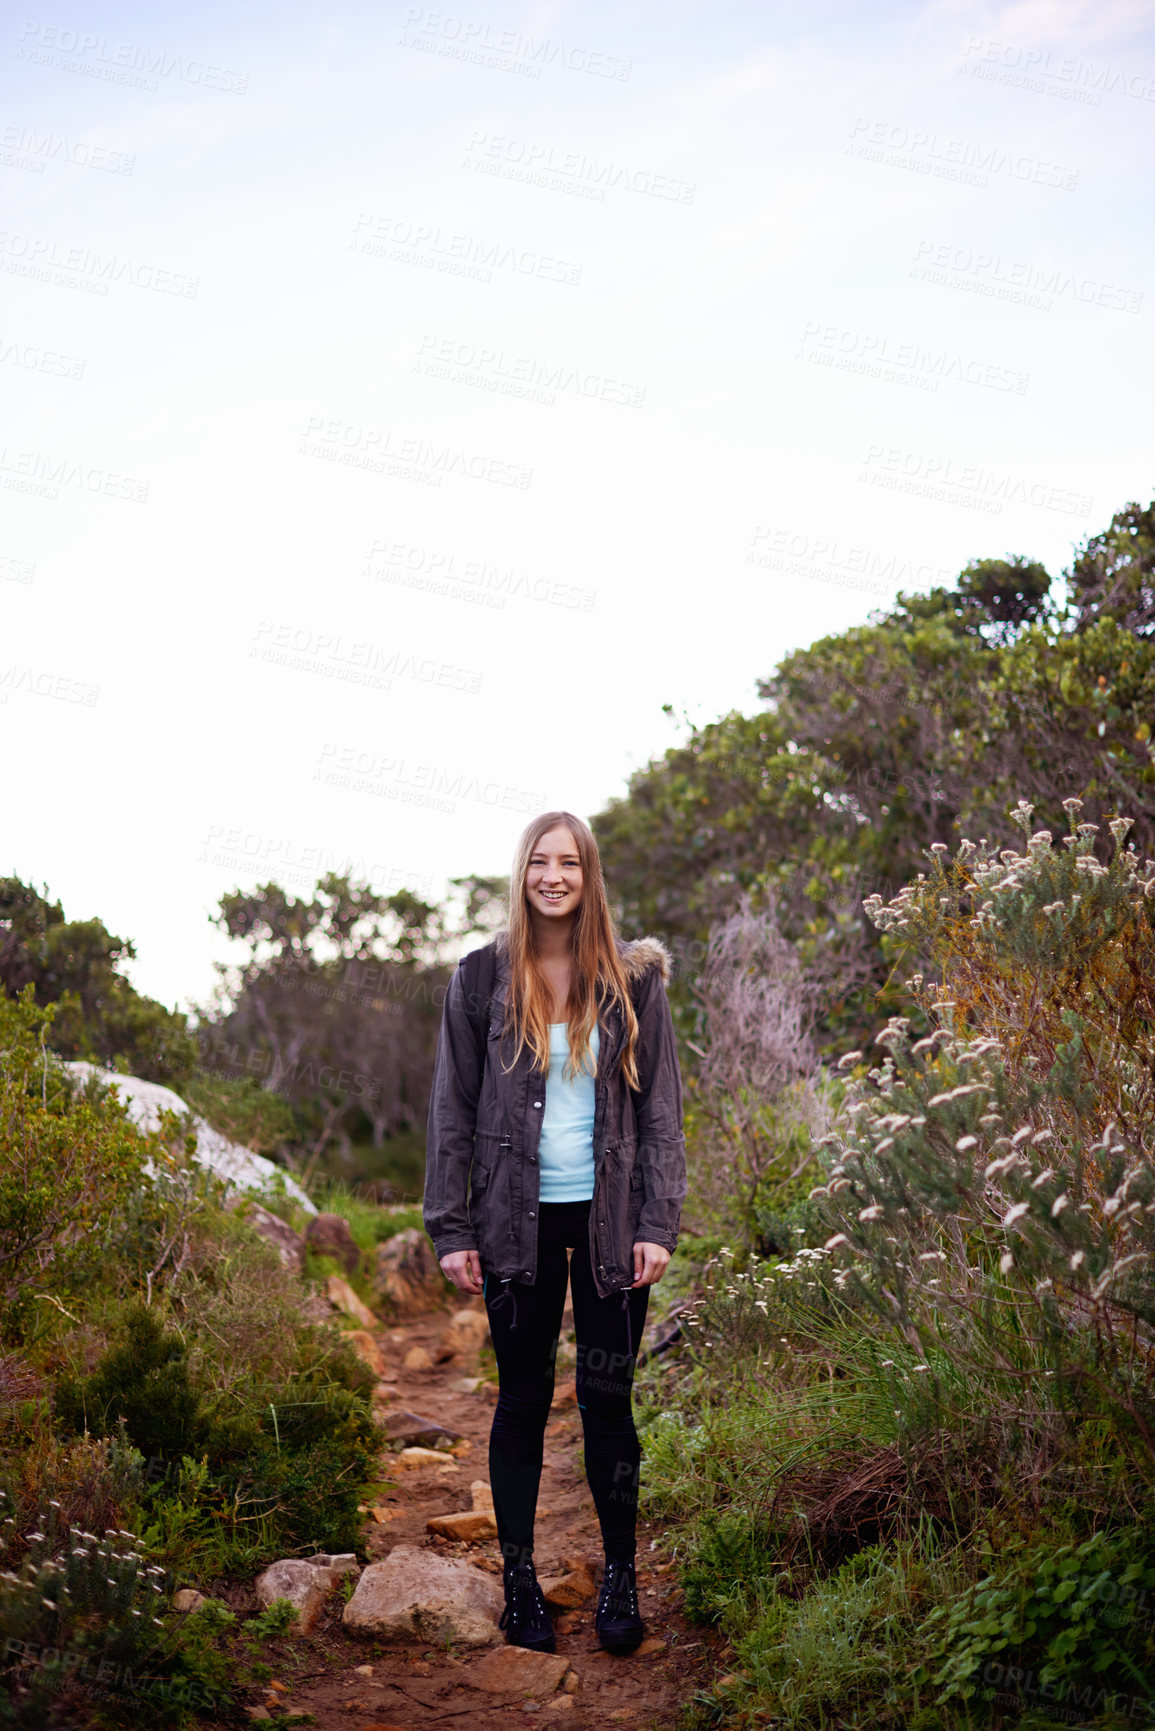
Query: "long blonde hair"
504 810 640 1089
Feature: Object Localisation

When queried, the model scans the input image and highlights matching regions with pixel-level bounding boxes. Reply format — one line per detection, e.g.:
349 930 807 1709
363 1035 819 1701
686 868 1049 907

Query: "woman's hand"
440 1249 483 1296
631 1242 671 1288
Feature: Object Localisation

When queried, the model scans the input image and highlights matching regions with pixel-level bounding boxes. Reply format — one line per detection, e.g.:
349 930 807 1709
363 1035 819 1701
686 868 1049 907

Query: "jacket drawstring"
490 1276 519 1333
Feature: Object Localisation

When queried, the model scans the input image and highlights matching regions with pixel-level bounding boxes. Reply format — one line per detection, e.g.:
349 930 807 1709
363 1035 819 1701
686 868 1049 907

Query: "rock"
464 1646 572 1694
375 1229 445 1315
550 1383 577 1409
402 1345 435 1371
229 1199 306 1272
381 1410 462 1450
426 1509 496 1541
341 1545 505 1647
254 1560 329 1634
63 1063 316 1213
306 1212 360 1276
470 1480 494 1511
302 1553 361 1585
172 1588 208 1612
426 1508 497 1542
327 1275 378 1329
352 1664 374 1676
540 1565 595 1608
436 1307 490 1361
395 1446 454 1467
635 1635 667 1656
343 1328 386 1376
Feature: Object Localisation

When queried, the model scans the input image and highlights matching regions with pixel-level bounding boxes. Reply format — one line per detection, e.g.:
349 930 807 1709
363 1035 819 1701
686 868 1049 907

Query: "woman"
423 810 686 1654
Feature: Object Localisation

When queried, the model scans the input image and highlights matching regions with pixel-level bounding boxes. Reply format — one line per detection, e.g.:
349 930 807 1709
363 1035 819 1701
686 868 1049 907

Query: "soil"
206 1294 727 1730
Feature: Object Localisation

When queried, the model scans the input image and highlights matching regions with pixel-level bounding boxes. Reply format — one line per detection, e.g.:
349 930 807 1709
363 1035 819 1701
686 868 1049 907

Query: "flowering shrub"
813 800 1155 1420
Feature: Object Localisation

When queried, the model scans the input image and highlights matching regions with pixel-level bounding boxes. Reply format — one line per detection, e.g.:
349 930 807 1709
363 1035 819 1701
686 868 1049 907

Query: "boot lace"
500 1563 549 1638
598 1558 639 1617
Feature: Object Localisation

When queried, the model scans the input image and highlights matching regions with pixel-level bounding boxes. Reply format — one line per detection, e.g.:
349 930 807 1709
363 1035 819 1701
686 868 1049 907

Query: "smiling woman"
422 809 687 1659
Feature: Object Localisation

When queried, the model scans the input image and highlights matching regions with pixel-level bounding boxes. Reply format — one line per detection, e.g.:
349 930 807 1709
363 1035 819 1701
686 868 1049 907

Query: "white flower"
999 1252 1015 1273
1003 1202 1029 1228
1051 1194 1069 1217
858 1205 884 1221
956 1136 978 1151
1070 1251 1085 1270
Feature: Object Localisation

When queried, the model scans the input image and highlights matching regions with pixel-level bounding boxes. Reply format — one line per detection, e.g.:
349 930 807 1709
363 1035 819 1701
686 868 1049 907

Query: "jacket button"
533 1101 542 1109
528 1211 535 1219
598 1264 606 1273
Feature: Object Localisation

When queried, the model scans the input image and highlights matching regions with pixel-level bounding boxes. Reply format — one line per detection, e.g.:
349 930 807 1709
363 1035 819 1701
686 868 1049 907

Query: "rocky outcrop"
305 1211 360 1275
375 1228 445 1315
341 1545 504 1646
63 1063 315 1214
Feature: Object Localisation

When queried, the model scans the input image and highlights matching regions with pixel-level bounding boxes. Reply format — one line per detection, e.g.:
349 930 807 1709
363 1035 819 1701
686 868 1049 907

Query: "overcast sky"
3 0 1153 1012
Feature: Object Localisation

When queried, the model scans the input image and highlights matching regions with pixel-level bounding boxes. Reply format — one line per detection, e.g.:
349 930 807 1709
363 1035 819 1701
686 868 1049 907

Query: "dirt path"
230 1293 726 1730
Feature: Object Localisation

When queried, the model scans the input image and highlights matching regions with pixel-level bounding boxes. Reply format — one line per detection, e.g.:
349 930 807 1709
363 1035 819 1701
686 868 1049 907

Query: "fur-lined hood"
618 935 673 984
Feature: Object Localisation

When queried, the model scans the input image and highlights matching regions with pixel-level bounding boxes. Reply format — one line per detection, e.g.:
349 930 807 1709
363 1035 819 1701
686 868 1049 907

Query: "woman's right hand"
440 1249 483 1296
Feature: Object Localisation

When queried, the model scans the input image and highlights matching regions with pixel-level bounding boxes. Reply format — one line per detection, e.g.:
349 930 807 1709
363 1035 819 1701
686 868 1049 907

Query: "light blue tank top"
538 1021 598 1202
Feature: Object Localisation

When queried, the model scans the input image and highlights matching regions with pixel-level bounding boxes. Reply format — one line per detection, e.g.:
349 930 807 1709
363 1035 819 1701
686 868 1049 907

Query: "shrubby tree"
0 878 193 1084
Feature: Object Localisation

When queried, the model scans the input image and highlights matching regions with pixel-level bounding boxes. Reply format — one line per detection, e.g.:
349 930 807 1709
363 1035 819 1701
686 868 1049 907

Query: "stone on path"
305 1211 360 1275
327 1275 378 1329
540 1564 595 1608
635 1635 667 1656
341 1545 504 1646
381 1409 463 1449
375 1228 445 1315
464 1645 572 1694
343 1327 386 1376
436 1307 490 1361
254 1560 328 1634
402 1344 435 1371
426 1478 497 1543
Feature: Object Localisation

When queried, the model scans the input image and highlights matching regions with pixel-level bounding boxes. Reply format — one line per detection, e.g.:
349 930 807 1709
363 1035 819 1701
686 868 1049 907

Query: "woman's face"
525 825 584 922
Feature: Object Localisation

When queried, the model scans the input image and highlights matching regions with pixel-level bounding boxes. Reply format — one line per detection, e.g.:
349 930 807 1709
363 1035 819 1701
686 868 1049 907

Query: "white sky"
2 0 1153 1012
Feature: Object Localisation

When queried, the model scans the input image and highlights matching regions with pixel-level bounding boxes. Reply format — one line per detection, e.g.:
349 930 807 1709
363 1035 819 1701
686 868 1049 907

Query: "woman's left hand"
631 1242 671 1287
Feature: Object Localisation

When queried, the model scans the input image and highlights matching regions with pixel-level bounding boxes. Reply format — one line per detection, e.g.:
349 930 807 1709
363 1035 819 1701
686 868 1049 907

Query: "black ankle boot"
596 1556 644 1653
500 1560 556 1652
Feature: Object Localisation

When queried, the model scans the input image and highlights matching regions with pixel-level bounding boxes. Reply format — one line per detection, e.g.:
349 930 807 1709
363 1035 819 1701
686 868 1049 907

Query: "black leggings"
483 1198 650 1570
